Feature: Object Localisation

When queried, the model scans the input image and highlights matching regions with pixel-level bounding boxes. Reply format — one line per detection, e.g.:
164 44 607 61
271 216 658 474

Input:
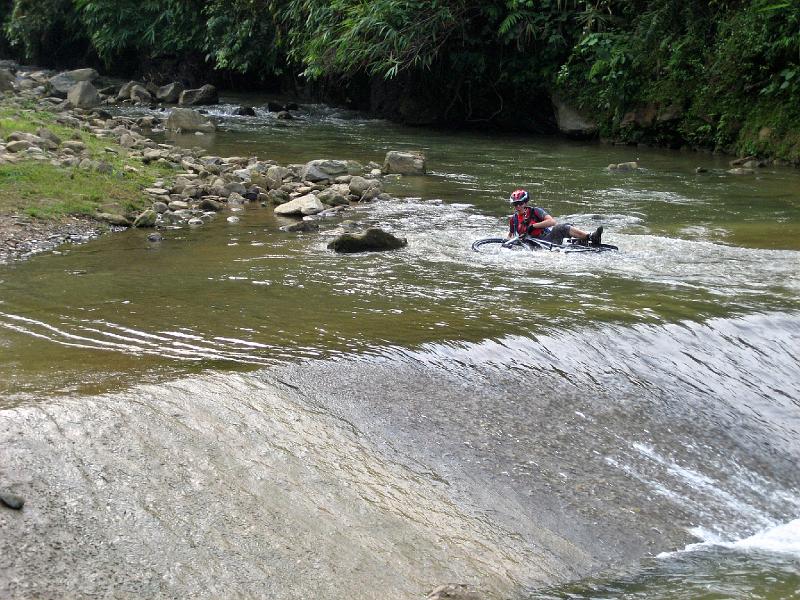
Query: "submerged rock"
607 161 639 172
281 220 320 232
327 227 407 253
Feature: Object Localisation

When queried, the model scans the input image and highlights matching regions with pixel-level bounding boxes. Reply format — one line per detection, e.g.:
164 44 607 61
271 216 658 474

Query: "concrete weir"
0 373 585 599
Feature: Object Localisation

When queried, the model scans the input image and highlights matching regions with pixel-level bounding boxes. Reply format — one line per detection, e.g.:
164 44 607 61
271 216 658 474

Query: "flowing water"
1 98 799 598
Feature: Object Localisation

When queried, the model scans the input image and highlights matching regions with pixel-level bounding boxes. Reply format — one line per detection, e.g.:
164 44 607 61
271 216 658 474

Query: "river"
0 98 798 598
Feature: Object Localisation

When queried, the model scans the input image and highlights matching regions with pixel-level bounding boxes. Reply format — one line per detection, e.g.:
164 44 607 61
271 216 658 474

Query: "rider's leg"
569 226 589 239
568 225 603 245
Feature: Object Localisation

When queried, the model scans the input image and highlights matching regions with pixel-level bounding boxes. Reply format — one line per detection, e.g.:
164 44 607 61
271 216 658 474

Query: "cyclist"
506 189 603 246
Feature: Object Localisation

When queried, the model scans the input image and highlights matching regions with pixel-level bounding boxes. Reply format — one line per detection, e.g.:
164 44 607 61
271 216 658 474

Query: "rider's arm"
528 208 556 230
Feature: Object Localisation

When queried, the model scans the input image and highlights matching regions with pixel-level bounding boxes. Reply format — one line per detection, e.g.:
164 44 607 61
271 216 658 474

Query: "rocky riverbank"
0 63 425 264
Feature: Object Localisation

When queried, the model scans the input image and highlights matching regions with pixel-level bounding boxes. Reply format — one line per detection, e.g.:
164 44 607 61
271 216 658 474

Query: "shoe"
588 226 603 246
576 237 589 246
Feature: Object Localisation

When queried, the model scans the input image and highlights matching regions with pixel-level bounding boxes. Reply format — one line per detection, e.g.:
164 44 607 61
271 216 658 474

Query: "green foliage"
3 0 86 63
203 0 284 76
74 0 206 64
283 0 467 79
2 0 800 159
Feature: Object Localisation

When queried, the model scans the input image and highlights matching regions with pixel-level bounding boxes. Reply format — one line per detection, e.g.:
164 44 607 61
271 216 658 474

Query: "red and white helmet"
509 189 529 204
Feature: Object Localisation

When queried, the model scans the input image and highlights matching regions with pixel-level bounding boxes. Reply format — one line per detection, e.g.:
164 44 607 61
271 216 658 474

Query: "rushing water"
1 97 799 598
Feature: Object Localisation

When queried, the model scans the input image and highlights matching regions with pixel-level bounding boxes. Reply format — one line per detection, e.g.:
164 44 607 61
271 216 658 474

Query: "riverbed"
1 98 799 598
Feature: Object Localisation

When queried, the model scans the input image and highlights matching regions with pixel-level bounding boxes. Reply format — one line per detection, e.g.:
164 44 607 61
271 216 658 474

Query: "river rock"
179 84 218 106
608 161 639 172
67 81 100 109
265 165 292 189
48 72 79 96
130 85 153 105
37 128 62 146
382 151 425 175
316 187 349 207
426 584 482 600
168 200 189 211
0 492 25 510
274 194 325 216
360 185 383 202
552 94 598 138
281 220 320 232
348 176 373 196
132 209 157 228
327 227 407 253
156 82 184 103
233 105 257 116
97 212 131 226
267 189 290 205
166 108 216 133
117 80 143 101
621 105 658 128
5 140 33 153
62 140 86 153
224 181 247 196
301 159 350 182
198 197 223 211
66 68 99 82
0 69 15 92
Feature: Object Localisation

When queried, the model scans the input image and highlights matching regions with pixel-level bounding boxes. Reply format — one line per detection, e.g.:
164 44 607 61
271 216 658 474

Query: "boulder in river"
233 105 257 116
156 82 185 104
327 227 407 253
301 159 351 183
129 85 153 105
166 108 216 133
117 80 143 101
382 151 425 175
607 161 639 172
274 194 325 216
179 84 219 106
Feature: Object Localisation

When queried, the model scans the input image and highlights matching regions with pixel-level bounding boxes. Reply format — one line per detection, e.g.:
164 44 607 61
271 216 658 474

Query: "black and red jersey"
508 206 550 237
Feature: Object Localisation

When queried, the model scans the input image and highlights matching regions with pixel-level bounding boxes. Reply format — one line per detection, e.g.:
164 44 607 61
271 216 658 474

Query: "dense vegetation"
2 0 799 160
